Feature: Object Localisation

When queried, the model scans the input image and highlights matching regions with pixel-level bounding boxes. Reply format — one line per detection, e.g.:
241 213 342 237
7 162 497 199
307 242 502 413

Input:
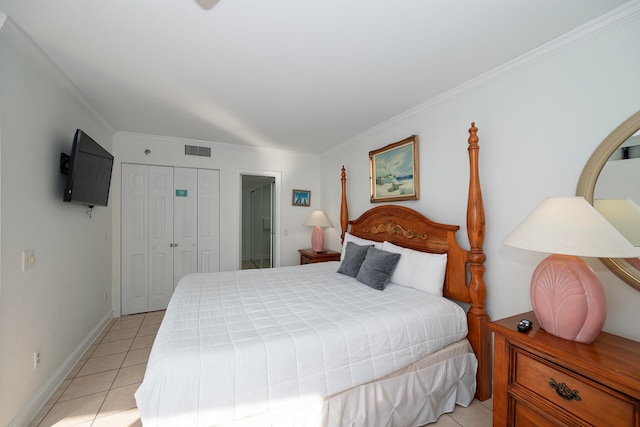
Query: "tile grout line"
91 320 138 425
35 315 147 427
34 319 115 426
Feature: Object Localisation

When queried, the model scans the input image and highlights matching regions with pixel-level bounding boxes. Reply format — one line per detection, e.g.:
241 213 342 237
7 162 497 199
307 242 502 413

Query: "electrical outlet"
33 352 40 370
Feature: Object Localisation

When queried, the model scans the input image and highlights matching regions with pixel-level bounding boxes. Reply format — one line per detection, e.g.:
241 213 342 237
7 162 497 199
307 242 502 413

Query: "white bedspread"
135 262 468 426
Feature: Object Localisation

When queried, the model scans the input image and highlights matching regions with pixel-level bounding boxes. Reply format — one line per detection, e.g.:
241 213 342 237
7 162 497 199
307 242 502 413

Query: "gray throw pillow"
337 242 372 278
356 246 401 291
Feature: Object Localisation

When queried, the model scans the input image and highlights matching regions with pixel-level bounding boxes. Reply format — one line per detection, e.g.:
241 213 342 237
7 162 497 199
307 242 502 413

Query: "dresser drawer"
513 348 637 426
513 399 562 427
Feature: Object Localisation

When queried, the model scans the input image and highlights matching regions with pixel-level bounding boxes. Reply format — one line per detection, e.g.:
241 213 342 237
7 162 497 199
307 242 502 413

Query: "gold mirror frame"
576 111 640 292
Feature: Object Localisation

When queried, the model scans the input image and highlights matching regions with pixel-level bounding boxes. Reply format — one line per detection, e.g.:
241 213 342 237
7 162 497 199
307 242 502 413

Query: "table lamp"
304 210 332 252
503 197 640 343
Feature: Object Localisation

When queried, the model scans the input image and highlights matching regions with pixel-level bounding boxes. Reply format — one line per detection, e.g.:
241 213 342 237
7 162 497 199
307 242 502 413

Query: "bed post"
466 122 492 401
340 165 349 244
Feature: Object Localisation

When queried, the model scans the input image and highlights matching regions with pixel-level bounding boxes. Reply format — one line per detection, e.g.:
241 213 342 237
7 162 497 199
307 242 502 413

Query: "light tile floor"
31 310 493 426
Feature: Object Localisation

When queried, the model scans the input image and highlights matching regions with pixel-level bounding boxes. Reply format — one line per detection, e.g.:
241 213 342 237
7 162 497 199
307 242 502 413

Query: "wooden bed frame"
338 122 492 401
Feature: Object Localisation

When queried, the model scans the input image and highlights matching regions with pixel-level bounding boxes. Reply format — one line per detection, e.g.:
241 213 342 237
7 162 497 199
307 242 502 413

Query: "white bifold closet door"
121 164 220 315
197 169 220 273
173 168 198 286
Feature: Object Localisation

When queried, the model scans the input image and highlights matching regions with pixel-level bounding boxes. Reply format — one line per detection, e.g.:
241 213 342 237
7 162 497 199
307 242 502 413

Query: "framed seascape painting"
369 135 419 203
292 189 311 206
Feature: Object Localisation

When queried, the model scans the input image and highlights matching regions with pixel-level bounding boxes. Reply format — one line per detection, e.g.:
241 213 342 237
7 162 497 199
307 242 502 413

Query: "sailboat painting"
369 135 420 203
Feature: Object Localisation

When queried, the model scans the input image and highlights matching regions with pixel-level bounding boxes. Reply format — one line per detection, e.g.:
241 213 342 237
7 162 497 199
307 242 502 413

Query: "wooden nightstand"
298 248 341 265
488 311 640 426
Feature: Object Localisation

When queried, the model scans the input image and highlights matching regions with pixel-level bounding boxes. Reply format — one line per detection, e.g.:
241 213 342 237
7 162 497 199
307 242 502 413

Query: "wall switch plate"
22 250 36 271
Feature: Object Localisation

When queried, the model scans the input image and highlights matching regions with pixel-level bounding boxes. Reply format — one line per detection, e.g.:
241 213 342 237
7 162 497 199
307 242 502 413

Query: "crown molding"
327 0 640 155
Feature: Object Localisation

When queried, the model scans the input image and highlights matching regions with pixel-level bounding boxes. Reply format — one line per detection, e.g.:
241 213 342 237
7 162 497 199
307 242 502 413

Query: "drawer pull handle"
549 378 581 401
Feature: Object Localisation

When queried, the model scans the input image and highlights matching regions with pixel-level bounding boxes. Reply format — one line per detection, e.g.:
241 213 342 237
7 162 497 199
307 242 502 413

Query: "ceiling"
0 0 629 153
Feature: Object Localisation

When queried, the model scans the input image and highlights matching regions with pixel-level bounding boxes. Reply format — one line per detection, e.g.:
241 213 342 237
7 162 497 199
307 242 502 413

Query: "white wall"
0 17 114 426
320 7 640 341
111 132 321 315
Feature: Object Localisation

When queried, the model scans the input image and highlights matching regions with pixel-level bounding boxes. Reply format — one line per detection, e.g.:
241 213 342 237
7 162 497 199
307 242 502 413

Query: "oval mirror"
576 111 640 291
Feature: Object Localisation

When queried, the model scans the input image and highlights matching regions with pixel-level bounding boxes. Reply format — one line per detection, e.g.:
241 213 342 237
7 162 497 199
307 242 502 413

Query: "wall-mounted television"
60 129 114 207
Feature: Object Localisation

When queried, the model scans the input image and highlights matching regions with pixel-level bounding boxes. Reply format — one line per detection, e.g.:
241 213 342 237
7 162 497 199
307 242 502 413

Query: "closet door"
198 169 220 273
148 166 174 311
122 165 220 314
173 168 198 287
121 164 149 315
122 165 174 315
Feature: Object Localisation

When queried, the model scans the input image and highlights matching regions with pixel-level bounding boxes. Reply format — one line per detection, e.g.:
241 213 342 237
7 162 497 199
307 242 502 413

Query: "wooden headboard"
338 122 491 401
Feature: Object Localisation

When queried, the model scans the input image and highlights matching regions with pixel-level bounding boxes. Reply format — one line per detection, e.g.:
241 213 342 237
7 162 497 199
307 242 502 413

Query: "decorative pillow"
337 242 372 278
340 232 383 261
356 246 401 291
381 241 447 296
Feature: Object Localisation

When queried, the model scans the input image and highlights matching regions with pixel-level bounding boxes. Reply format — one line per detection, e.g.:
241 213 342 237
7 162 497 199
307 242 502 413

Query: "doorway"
241 175 275 269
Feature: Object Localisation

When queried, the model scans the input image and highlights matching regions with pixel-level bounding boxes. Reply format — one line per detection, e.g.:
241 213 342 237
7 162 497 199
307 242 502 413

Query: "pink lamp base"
311 226 325 252
530 254 606 344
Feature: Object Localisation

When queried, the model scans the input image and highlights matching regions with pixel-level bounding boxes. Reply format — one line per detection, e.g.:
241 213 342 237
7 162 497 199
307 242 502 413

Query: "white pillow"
341 232 383 261
381 241 447 296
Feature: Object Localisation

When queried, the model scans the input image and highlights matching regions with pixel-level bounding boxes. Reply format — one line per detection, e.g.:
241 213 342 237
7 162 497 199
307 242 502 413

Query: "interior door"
148 166 174 311
173 167 198 287
121 164 149 315
198 169 220 273
122 164 175 315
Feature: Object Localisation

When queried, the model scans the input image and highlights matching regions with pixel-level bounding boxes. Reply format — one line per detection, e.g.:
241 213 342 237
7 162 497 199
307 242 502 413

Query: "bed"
135 122 491 426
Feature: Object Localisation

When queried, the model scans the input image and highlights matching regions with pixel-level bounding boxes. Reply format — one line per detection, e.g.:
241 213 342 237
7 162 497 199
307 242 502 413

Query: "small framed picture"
370 135 419 203
292 189 311 206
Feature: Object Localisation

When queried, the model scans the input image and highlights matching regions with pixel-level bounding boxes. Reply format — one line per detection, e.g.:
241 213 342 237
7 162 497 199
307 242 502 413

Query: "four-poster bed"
338 122 491 402
135 122 491 426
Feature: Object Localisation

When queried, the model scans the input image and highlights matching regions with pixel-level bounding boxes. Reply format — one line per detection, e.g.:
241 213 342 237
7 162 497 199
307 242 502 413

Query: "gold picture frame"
369 135 419 203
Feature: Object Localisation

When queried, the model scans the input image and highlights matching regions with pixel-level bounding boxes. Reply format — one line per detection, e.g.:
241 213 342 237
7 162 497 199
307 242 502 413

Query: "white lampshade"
503 197 640 258
304 211 332 228
594 198 640 247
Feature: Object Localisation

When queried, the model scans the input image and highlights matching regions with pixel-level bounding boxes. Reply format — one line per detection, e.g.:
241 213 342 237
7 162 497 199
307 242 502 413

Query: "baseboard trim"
9 311 114 427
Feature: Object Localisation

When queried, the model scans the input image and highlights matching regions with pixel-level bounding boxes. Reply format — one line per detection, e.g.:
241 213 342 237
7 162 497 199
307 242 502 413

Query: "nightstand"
298 248 341 265
488 311 640 426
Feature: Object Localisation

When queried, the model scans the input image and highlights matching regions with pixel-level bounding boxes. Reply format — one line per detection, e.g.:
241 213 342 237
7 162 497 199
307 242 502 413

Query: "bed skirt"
232 339 477 427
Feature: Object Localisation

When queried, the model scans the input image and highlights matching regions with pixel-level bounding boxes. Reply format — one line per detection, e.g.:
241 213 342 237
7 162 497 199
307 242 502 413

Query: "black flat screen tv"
61 129 114 207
